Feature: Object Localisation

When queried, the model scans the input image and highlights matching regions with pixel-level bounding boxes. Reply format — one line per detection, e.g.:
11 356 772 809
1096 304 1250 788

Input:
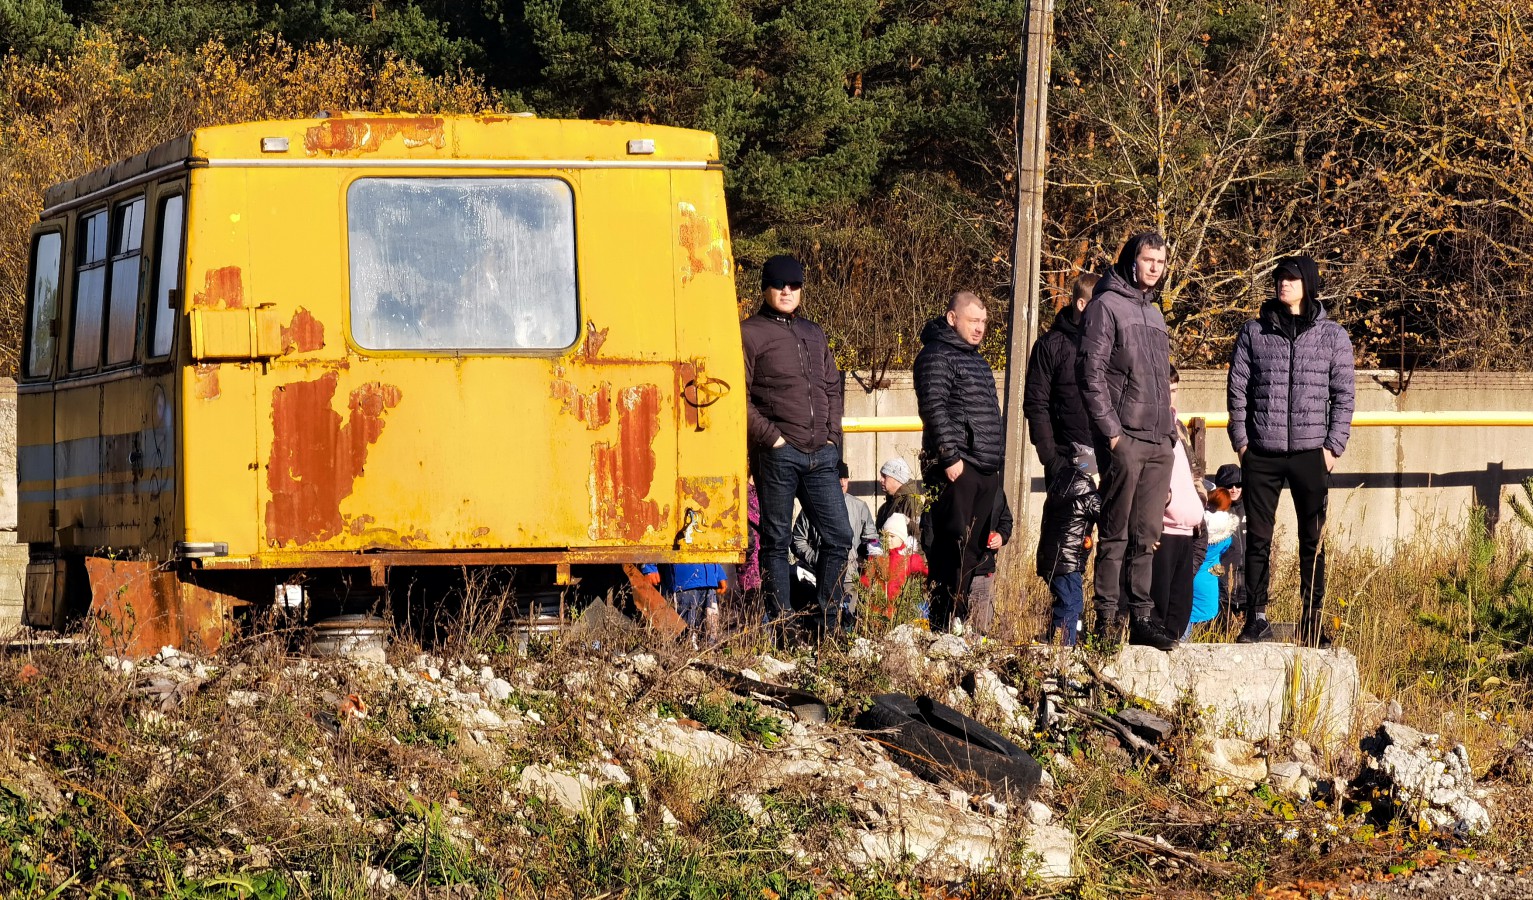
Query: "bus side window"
105 196 146 366
149 194 184 359
24 232 63 379
70 209 109 372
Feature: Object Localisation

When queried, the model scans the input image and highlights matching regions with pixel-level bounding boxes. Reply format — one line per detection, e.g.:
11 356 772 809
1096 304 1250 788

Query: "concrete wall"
842 370 1533 552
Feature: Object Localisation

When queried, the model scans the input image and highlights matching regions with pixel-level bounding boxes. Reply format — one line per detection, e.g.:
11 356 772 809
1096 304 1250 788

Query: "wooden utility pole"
1001 0 1056 533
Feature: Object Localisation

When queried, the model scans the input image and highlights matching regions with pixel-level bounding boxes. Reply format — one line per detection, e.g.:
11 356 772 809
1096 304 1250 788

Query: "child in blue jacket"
641 563 728 633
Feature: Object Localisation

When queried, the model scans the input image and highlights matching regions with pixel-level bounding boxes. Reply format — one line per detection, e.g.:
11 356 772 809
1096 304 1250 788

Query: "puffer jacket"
1023 306 1092 465
741 307 843 452
1036 464 1102 579
1226 257 1355 456
914 318 1004 474
1077 235 1176 444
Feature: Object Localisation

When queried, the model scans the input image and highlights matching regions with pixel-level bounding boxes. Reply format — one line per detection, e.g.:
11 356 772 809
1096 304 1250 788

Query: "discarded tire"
856 693 1043 801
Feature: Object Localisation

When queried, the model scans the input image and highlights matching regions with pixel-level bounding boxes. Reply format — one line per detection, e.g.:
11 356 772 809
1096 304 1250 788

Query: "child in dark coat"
1036 447 1102 645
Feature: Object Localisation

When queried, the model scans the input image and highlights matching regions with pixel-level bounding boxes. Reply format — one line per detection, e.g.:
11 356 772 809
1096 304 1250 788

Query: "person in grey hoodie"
1226 255 1355 647
1076 232 1178 651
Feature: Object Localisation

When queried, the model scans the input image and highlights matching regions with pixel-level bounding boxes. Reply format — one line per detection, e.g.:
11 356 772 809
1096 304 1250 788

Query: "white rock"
928 634 969 660
485 678 514 703
597 763 632 785
970 669 1034 732
479 666 495 684
628 653 658 676
1024 824 1075 882
517 765 598 814
740 668 763 682
1025 801 1053 826
474 707 505 729
1198 738 1268 790
641 721 743 768
849 638 881 663
1268 761 1311 797
756 654 797 680
226 690 262 709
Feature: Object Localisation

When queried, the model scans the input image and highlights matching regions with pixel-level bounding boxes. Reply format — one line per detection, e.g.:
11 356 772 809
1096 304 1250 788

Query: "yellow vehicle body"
18 113 746 639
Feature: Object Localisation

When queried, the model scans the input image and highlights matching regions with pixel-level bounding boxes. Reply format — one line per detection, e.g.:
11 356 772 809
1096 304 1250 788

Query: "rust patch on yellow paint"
347 514 376 536
678 203 730 283
282 307 325 353
551 379 612 430
192 266 244 310
265 373 403 547
675 361 699 430
582 321 609 360
591 384 665 541
305 117 446 155
471 526 491 538
677 475 743 546
193 364 221 400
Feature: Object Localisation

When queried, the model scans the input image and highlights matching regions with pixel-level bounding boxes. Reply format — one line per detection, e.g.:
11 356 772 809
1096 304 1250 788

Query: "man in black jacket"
741 255 854 637
1077 232 1178 651
1025 273 1099 645
914 290 1004 633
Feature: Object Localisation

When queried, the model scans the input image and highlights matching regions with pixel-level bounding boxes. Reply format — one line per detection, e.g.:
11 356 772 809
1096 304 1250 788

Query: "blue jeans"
754 442 854 631
1048 571 1084 645
672 588 712 631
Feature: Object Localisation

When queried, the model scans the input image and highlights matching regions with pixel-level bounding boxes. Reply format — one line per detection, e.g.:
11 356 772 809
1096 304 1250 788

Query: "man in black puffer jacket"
914 291 1004 633
1077 231 1178 651
1227 255 1355 647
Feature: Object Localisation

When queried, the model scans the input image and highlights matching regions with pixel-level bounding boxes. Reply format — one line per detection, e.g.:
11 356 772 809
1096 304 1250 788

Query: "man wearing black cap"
1226 255 1355 647
741 254 855 637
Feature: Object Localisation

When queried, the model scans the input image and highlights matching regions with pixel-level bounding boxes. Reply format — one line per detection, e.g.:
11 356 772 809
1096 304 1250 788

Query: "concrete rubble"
1355 721 1492 838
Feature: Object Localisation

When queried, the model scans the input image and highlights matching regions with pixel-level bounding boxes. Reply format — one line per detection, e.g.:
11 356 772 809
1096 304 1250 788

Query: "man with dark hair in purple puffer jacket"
1227 255 1355 648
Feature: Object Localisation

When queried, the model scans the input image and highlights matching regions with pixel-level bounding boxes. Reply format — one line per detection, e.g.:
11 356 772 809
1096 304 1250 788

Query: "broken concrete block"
1267 761 1311 797
1113 708 1175 744
1104 643 1359 749
1197 737 1268 790
1024 823 1075 882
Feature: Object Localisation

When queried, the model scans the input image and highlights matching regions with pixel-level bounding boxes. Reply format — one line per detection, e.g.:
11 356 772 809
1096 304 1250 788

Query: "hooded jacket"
1036 463 1102 579
741 306 844 452
1076 234 1176 444
913 317 1005 474
1023 305 1092 465
1226 256 1356 456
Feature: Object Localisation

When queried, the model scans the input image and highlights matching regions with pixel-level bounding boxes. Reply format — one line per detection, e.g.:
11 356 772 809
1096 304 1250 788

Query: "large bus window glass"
70 209 109 371
105 196 145 365
25 232 62 378
348 178 578 351
150 195 184 358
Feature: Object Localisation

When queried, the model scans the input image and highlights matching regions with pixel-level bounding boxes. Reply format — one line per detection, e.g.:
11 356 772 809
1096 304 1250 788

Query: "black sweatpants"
1092 434 1174 620
1242 447 1329 621
1151 533 1197 639
926 465 1000 632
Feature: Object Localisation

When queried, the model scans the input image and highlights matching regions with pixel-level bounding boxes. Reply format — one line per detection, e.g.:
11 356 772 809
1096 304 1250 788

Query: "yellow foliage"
0 31 499 373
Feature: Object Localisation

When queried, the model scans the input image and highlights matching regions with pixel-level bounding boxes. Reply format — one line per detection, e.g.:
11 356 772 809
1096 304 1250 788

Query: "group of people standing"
1026 234 1355 650
731 234 1355 651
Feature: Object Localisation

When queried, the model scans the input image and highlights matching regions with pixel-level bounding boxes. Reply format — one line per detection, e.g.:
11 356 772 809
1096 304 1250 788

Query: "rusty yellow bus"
18 113 746 653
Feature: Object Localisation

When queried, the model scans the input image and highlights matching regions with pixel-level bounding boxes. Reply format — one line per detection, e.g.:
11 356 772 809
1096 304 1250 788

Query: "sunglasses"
767 281 803 291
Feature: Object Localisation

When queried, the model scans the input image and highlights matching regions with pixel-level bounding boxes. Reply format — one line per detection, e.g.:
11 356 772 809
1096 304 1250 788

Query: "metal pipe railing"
842 411 1533 433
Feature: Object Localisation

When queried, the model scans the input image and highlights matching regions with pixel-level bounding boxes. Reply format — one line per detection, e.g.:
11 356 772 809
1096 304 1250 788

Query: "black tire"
856 693 1042 801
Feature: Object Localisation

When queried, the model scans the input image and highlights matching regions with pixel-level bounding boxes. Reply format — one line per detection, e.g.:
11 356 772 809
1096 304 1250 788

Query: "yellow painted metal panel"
670 167 747 554
179 169 260 554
